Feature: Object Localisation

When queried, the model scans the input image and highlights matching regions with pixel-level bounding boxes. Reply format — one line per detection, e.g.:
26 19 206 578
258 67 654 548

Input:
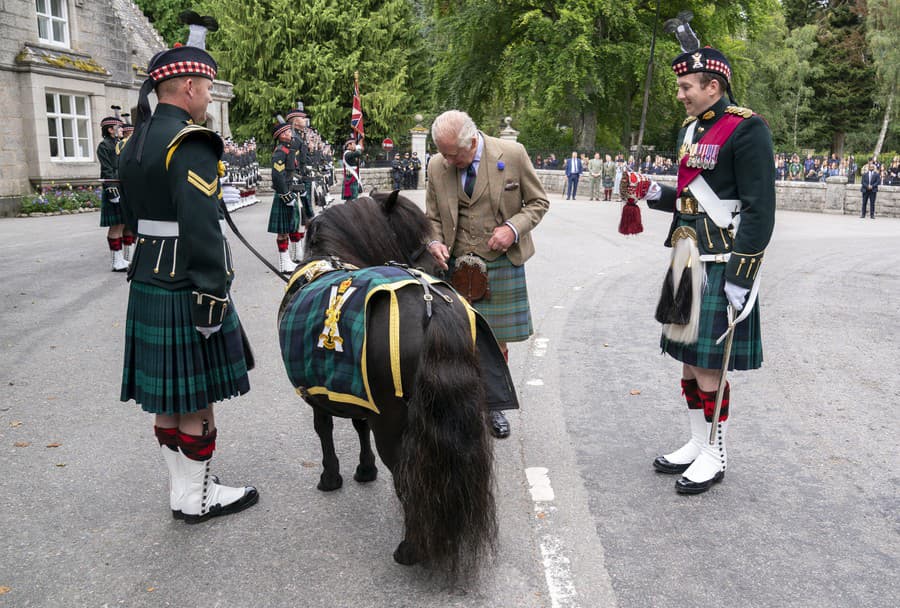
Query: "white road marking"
525 467 578 608
526 379 544 386
533 338 550 358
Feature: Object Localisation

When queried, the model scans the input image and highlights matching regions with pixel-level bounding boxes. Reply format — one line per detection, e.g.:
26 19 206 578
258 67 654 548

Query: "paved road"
0 192 897 607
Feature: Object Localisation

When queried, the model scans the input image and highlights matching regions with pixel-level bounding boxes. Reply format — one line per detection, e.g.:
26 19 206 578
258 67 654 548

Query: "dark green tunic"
98 135 124 226
118 103 249 414
267 142 300 234
650 97 775 370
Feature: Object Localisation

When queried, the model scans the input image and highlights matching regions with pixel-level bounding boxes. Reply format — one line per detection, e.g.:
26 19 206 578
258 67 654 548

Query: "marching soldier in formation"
98 107 128 271
116 113 138 262
635 24 775 494
269 117 300 273
118 9 258 522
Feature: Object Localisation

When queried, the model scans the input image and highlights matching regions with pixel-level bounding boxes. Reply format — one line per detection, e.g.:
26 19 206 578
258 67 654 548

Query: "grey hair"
432 110 478 149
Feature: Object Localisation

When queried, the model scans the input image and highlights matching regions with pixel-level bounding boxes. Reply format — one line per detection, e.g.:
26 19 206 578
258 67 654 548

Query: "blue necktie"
464 163 476 198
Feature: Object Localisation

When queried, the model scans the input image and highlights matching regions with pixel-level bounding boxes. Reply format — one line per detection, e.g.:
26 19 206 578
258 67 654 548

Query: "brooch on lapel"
497 161 505 171
504 180 519 191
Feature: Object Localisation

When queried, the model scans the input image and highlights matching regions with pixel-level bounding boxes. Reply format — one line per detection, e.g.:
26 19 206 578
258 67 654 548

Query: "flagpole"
354 71 362 144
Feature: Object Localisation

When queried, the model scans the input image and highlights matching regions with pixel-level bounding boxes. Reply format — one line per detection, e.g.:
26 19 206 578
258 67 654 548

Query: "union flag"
351 78 364 142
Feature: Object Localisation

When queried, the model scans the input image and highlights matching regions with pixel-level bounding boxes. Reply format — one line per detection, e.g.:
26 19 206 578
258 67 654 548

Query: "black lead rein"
220 201 290 284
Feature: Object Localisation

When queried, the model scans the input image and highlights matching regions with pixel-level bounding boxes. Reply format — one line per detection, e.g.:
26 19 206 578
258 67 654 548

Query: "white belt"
687 175 741 230
138 219 227 237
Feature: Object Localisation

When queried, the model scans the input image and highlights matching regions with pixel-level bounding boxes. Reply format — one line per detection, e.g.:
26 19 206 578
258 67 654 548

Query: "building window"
36 0 70 47
45 92 92 160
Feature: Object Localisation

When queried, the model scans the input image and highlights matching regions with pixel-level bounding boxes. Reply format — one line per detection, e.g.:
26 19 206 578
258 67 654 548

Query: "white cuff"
504 221 520 243
645 181 662 200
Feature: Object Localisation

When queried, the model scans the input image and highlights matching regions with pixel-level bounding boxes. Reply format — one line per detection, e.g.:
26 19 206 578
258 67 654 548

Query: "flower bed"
19 183 101 216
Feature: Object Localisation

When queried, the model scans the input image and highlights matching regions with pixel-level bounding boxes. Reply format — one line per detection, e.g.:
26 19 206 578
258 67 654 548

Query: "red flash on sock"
276 238 289 252
122 234 136 246
289 231 304 242
107 237 122 251
177 429 218 461
697 383 729 422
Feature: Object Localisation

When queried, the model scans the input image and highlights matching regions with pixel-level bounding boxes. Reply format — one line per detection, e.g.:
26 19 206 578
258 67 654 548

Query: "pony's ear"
383 189 400 214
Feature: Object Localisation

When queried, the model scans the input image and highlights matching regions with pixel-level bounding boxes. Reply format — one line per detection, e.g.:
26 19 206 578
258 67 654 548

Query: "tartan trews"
120 282 250 414
661 262 763 371
472 256 534 343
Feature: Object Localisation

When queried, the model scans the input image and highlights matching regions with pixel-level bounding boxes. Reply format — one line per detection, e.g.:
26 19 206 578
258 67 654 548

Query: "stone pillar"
410 114 428 189
498 116 519 142
825 175 848 215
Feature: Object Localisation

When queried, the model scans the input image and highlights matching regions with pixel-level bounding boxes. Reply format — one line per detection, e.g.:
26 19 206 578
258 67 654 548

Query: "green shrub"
20 183 101 214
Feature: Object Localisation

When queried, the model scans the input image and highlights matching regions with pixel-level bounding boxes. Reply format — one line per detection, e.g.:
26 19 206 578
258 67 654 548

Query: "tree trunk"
577 106 597 151
831 131 845 159
873 85 894 158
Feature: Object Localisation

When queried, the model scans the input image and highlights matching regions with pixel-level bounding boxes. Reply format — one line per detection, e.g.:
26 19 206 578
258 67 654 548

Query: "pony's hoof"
317 472 343 492
353 464 378 483
393 540 419 566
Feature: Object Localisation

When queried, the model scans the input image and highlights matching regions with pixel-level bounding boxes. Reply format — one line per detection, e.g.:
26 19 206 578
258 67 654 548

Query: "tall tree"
428 0 779 154
866 0 900 157
807 1 875 155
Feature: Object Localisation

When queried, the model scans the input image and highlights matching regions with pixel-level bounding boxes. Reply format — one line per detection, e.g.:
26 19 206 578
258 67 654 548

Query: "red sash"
676 113 745 196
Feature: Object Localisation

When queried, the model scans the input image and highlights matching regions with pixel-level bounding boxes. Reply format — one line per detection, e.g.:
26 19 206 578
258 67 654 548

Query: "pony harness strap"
279 264 475 414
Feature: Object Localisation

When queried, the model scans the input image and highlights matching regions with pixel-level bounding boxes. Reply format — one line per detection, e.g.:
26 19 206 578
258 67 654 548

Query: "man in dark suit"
860 162 880 219
564 151 583 199
425 110 549 438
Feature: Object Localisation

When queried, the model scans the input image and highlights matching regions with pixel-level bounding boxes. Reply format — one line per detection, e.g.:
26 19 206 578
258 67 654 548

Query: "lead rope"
219 200 289 283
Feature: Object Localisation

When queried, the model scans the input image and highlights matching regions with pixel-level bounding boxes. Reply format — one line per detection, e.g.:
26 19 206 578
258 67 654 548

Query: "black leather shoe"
489 411 510 439
653 456 691 474
675 470 724 494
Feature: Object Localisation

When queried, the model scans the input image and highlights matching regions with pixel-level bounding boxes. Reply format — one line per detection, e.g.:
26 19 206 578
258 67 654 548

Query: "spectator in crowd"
888 156 900 186
613 155 625 197
860 161 880 219
847 155 858 184
534 154 543 169
775 156 787 181
788 153 803 181
588 152 603 200
564 151 583 199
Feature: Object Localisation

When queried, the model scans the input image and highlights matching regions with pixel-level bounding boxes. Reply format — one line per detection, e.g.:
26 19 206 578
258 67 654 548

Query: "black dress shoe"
489 411 510 439
653 455 691 474
675 470 724 494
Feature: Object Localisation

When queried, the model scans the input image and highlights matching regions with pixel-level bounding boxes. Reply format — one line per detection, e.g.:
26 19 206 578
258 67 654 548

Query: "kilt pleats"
469 255 533 343
661 262 763 371
99 191 125 227
267 194 300 234
121 282 250 414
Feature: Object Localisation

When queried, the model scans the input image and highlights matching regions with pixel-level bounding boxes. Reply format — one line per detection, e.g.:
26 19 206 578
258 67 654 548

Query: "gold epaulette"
682 116 698 127
166 124 218 151
725 105 754 119
165 125 222 170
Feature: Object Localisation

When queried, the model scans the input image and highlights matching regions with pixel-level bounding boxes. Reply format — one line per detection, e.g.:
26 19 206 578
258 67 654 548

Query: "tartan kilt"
468 255 533 343
602 177 615 189
661 261 763 371
99 191 125 227
342 178 360 201
120 282 250 414
267 193 300 234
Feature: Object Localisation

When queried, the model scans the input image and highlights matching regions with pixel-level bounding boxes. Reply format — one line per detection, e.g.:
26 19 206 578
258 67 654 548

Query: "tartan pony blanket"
278 262 477 416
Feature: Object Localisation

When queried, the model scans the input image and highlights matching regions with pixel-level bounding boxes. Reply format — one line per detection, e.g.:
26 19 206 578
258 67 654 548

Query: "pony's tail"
396 302 497 581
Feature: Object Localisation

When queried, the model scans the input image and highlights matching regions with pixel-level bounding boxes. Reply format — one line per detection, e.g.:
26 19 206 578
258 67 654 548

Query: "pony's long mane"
303 192 433 268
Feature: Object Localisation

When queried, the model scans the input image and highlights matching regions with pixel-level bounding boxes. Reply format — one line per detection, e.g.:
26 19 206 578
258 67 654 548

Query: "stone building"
0 0 234 211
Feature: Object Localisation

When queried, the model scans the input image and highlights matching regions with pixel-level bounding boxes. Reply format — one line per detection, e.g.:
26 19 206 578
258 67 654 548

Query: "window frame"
45 91 94 162
35 0 71 48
